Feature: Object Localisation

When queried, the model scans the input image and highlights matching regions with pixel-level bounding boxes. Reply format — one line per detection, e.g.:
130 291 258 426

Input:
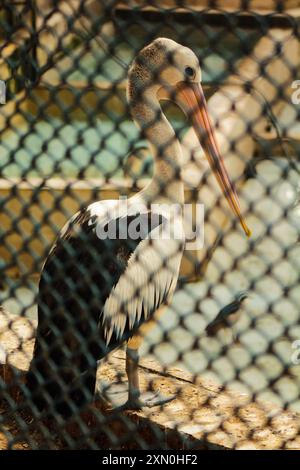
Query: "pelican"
26 38 250 418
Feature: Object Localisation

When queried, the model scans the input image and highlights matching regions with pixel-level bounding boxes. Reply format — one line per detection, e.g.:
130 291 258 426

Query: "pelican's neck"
133 99 184 205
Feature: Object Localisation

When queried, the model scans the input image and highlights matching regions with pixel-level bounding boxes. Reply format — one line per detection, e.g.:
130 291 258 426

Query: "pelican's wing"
37 204 178 355
102 217 185 346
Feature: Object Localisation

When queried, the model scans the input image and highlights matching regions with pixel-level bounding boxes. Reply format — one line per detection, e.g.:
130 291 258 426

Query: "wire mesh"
0 0 300 450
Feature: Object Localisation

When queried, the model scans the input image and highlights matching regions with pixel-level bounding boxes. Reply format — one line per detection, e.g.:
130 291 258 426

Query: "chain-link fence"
0 0 300 450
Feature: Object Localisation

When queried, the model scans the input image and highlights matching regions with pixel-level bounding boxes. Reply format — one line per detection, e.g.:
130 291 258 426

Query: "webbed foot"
113 390 176 411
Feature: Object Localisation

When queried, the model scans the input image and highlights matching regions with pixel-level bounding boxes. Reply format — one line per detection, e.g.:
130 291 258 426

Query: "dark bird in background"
205 291 248 337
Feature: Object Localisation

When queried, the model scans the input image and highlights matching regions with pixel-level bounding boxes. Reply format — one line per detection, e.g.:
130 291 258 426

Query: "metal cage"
0 0 300 450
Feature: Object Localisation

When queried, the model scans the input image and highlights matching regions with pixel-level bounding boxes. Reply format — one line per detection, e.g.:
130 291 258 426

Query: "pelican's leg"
103 307 176 411
125 335 143 407
97 334 145 409
120 308 176 410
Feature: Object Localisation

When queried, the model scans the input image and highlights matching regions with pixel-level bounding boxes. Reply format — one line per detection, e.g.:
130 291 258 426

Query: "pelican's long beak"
176 82 251 237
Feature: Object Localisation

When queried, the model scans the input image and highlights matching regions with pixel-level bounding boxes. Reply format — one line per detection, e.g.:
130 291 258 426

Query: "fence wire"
0 0 300 450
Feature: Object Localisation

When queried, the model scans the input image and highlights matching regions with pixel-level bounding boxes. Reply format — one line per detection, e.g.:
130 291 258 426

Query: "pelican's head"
128 38 201 102
128 38 250 237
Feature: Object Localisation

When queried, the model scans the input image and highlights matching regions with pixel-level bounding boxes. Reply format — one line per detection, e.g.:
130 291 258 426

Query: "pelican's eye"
184 66 195 79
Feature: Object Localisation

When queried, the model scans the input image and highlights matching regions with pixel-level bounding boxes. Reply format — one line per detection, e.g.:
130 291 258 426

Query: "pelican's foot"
95 380 128 408
96 380 176 410
114 390 176 411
